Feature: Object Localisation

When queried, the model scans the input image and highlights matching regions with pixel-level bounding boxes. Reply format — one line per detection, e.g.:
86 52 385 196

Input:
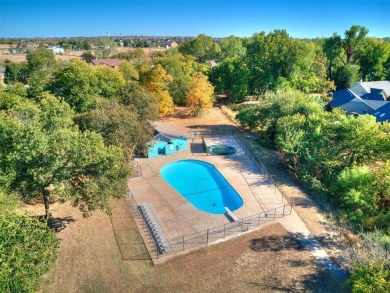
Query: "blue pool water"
160 160 243 214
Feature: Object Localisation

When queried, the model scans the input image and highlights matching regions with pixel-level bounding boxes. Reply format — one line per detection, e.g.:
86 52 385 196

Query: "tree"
95 37 118 58
119 81 158 122
333 64 360 89
75 98 154 160
323 33 344 78
81 51 95 63
209 57 250 102
3 61 28 84
119 60 139 81
344 25 369 64
220 35 247 59
356 38 390 81
26 49 57 97
0 95 130 218
94 66 125 99
140 64 174 117
50 59 98 112
179 34 221 62
246 30 296 93
155 54 197 105
289 41 335 94
186 72 214 116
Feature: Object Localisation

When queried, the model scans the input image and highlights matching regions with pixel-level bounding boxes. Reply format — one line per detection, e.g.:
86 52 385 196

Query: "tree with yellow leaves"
140 64 174 117
186 72 214 116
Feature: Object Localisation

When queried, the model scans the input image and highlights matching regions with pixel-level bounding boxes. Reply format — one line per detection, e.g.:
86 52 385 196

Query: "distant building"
91 59 124 69
330 81 390 122
158 40 179 49
47 45 64 55
17 41 38 51
9 48 22 54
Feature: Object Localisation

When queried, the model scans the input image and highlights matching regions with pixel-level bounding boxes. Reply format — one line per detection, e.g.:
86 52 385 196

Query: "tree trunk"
43 189 52 220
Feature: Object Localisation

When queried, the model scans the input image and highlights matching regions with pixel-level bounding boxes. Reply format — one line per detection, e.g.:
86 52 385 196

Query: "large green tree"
26 49 57 97
209 57 250 102
179 34 221 62
75 98 154 160
220 35 247 59
246 30 297 93
50 59 98 112
3 61 28 84
344 25 369 64
0 94 129 218
356 38 390 81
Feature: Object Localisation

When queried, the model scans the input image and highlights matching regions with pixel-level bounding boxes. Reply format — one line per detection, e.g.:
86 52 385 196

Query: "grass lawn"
38 198 346 293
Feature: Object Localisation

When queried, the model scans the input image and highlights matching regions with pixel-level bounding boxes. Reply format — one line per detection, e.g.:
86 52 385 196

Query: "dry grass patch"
38 198 346 293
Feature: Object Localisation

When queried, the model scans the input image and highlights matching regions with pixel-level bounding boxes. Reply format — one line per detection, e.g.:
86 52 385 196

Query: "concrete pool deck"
128 135 286 242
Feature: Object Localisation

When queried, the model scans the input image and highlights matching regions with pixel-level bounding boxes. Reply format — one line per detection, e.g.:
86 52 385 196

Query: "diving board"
224 206 238 222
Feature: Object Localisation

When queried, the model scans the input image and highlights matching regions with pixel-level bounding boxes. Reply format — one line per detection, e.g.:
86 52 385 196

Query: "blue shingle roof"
373 102 390 122
330 89 359 108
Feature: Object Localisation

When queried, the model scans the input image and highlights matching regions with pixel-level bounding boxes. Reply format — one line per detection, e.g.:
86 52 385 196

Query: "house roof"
361 99 388 110
154 121 188 138
330 89 360 108
373 102 390 122
155 133 173 142
91 59 123 67
350 81 390 100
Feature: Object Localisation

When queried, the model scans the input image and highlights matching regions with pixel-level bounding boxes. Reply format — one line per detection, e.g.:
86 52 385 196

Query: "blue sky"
1 0 389 38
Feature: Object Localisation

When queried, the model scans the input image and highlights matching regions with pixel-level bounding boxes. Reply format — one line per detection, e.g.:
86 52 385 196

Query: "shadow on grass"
48 216 76 232
250 233 305 252
249 232 350 292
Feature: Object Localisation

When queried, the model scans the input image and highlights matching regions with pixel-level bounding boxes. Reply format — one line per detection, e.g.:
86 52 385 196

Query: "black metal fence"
156 204 292 257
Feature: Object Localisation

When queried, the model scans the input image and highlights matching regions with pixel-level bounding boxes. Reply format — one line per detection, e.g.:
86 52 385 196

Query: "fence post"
241 218 244 232
182 236 185 251
223 224 226 238
258 214 261 226
273 208 276 219
283 205 285 217
206 229 209 244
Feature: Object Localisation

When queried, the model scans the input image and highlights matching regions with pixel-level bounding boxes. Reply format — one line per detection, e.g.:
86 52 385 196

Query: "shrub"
0 214 59 293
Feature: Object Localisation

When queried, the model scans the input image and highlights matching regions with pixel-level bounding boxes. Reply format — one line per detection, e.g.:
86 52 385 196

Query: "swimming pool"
160 160 243 214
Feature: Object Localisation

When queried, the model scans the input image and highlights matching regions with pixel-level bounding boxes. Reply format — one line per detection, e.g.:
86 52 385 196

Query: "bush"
0 214 59 293
346 230 390 293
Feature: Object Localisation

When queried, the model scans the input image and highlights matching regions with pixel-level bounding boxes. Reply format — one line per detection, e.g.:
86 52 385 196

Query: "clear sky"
1 0 389 39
